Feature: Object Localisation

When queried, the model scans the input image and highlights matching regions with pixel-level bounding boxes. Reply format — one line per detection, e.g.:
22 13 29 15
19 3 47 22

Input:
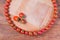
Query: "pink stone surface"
0 0 60 40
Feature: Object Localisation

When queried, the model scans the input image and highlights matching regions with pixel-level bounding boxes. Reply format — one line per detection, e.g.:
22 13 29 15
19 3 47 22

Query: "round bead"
33 32 38 35
8 20 12 24
5 13 9 17
13 16 20 21
20 30 25 34
29 32 33 36
6 2 10 6
19 12 25 18
21 19 26 24
6 0 11 3
5 7 9 10
16 28 21 32
25 31 29 35
6 17 11 20
38 32 42 34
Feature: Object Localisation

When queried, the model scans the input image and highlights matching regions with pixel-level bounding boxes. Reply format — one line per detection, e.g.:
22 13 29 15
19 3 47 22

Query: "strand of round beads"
4 0 57 36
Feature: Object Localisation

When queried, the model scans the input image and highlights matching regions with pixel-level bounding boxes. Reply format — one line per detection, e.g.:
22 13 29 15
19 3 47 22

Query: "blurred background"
0 0 60 40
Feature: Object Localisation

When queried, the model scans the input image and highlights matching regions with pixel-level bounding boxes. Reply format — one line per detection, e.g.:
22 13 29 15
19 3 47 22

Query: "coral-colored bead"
16 28 21 32
6 0 11 3
38 32 42 34
6 17 11 20
19 13 25 18
29 32 33 36
13 16 19 21
10 23 14 27
5 6 9 10
21 30 25 34
6 2 10 6
25 31 29 35
21 19 26 24
33 32 38 35
8 20 12 24
5 13 10 17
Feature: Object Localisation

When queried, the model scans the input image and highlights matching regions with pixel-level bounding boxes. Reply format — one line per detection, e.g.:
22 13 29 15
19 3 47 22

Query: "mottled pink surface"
0 0 60 40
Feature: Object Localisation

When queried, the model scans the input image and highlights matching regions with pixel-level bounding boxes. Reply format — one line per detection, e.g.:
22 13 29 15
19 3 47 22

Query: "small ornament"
13 15 26 24
19 12 26 19
21 19 26 24
13 16 21 21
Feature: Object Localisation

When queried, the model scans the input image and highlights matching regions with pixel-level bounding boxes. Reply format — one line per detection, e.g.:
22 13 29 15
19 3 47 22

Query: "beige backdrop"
0 0 60 40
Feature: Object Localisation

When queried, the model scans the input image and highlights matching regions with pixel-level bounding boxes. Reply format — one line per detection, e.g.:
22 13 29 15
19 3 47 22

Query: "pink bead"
38 32 42 34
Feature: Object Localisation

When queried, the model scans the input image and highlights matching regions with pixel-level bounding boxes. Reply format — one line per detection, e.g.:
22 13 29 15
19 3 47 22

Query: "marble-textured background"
0 0 60 40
